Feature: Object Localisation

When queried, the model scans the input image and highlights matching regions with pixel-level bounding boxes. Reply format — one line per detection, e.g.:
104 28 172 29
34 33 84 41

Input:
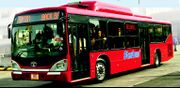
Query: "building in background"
0 8 30 39
0 8 30 68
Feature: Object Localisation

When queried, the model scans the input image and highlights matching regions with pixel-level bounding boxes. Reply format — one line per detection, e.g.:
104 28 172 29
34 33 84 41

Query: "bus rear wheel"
154 52 160 67
96 61 106 81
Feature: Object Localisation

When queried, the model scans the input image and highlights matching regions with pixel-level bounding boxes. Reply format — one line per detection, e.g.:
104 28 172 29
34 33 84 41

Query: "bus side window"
78 24 88 53
148 28 154 42
90 25 96 50
89 19 107 50
162 25 170 41
69 24 77 57
108 21 124 49
125 23 139 48
95 25 107 50
154 26 163 42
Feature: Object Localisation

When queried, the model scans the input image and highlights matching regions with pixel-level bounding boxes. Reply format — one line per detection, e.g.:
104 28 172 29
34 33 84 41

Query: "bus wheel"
96 61 106 81
154 52 160 67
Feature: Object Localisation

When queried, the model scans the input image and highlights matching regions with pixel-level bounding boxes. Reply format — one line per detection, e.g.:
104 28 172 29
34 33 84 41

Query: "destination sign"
125 24 137 30
15 12 60 24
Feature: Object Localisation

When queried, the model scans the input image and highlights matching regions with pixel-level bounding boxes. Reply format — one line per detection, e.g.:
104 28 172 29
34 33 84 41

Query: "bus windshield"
12 23 65 58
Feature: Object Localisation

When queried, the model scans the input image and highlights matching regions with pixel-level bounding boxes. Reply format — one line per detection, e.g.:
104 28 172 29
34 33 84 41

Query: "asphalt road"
134 71 180 87
0 45 180 87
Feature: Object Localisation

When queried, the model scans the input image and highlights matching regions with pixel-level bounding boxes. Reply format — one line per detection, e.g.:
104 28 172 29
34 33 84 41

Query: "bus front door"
69 23 90 80
140 28 150 64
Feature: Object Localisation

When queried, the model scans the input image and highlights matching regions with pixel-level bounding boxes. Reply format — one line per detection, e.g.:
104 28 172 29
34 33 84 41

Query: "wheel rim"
155 54 159 66
96 62 106 81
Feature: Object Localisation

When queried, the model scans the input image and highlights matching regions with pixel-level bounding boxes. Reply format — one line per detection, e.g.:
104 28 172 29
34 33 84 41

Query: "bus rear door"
139 23 150 65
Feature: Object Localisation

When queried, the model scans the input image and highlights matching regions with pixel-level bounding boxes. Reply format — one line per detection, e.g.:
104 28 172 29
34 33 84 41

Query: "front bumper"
11 71 68 82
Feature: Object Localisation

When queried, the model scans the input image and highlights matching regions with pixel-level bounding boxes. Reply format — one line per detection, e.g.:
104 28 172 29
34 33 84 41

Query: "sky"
0 0 67 8
0 0 179 8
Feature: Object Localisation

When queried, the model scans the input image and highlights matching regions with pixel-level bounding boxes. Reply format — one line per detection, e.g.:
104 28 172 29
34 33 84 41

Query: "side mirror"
7 23 12 39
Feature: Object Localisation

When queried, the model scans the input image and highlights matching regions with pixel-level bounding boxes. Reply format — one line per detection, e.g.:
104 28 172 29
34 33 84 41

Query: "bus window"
108 21 125 49
89 19 107 50
154 25 163 42
162 25 171 41
125 23 139 48
148 27 154 42
78 24 88 52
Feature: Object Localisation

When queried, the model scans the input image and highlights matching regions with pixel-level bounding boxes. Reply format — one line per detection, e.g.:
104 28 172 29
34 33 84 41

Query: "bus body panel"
65 9 72 82
149 34 173 65
90 48 142 78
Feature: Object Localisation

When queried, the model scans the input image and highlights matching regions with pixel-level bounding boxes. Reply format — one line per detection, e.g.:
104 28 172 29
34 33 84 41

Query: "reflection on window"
15 27 30 47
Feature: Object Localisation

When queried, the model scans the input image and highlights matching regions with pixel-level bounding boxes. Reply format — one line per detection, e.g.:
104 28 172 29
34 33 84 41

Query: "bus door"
140 27 150 64
69 23 90 80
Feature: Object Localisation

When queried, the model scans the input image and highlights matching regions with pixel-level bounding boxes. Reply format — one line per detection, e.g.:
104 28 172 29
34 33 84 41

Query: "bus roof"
16 1 171 25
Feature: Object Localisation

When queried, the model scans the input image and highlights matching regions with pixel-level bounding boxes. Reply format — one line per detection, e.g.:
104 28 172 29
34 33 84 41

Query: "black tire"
96 61 106 82
154 52 160 67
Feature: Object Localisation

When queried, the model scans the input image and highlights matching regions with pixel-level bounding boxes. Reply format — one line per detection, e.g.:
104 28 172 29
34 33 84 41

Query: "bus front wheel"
96 61 106 81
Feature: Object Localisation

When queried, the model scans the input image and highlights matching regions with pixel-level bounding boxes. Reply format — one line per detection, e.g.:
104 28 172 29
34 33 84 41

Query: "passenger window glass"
89 19 107 50
125 23 139 48
108 21 125 49
162 25 171 41
148 27 154 42
154 25 163 42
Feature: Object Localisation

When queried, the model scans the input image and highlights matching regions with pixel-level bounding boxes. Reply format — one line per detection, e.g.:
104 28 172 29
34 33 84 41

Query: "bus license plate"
31 74 39 80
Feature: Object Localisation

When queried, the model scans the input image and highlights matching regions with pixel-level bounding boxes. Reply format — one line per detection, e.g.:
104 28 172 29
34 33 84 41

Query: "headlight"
50 59 67 71
12 60 21 71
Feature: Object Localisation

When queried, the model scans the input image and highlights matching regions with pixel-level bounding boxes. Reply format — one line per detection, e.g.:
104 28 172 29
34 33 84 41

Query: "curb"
0 67 12 71
6 67 13 71
0 67 4 71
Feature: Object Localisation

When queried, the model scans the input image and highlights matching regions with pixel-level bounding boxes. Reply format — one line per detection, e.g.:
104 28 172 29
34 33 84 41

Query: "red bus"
9 1 173 83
